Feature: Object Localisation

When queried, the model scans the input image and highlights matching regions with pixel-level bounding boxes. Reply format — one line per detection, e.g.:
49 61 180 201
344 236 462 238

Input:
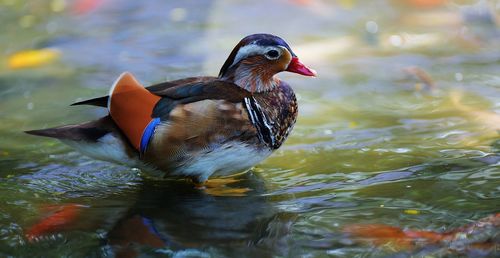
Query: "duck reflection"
106 173 294 257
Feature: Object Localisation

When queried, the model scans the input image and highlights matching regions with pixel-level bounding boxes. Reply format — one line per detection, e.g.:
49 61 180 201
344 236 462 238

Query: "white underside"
62 134 271 182
172 143 272 182
61 133 139 167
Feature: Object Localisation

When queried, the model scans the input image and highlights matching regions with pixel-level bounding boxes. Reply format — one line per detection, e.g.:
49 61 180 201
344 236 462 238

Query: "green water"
0 0 499 257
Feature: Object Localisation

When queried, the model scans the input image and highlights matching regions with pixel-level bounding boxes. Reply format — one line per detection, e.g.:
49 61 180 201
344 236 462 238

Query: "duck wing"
70 76 217 107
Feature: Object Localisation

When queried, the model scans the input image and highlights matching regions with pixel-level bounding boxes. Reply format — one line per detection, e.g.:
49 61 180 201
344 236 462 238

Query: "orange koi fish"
344 213 500 253
26 203 86 241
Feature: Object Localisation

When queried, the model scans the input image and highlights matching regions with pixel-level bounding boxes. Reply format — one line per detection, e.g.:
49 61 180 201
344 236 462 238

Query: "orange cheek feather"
108 72 161 152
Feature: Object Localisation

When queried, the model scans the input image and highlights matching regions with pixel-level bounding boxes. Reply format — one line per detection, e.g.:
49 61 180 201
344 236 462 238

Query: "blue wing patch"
140 117 161 154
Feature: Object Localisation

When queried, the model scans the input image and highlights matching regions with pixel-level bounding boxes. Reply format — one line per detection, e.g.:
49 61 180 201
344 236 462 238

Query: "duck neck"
220 63 279 93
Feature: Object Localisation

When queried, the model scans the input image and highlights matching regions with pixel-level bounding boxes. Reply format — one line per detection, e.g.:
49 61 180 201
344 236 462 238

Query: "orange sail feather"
108 72 161 152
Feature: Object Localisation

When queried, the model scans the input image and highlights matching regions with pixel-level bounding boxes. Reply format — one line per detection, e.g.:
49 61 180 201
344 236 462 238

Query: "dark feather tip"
24 129 57 137
70 96 108 107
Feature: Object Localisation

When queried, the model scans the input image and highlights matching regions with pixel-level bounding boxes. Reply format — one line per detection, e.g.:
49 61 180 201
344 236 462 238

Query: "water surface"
1 0 499 257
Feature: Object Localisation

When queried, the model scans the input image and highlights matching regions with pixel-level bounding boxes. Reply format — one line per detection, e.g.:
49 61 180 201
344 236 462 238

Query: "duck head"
218 33 316 93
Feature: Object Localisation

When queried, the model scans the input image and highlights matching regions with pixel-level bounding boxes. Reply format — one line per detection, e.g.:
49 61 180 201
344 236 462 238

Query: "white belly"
62 134 271 182
61 133 139 167
173 142 272 182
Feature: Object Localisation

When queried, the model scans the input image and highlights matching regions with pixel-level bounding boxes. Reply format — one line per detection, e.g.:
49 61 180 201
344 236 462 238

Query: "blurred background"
0 0 499 257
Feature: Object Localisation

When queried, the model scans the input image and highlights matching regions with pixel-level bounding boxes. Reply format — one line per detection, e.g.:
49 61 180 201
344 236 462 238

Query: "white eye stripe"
232 45 283 67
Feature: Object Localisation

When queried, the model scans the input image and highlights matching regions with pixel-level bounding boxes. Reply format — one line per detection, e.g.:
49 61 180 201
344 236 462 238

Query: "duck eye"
265 49 280 59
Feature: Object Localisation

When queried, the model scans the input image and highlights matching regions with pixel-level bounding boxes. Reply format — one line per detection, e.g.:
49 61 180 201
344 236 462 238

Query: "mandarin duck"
26 34 316 183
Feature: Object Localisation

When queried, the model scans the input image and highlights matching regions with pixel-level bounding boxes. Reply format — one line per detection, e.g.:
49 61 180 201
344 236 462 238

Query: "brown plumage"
26 33 315 183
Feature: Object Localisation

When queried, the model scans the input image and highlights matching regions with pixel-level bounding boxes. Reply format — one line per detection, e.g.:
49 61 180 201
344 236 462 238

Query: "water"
1 0 499 257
